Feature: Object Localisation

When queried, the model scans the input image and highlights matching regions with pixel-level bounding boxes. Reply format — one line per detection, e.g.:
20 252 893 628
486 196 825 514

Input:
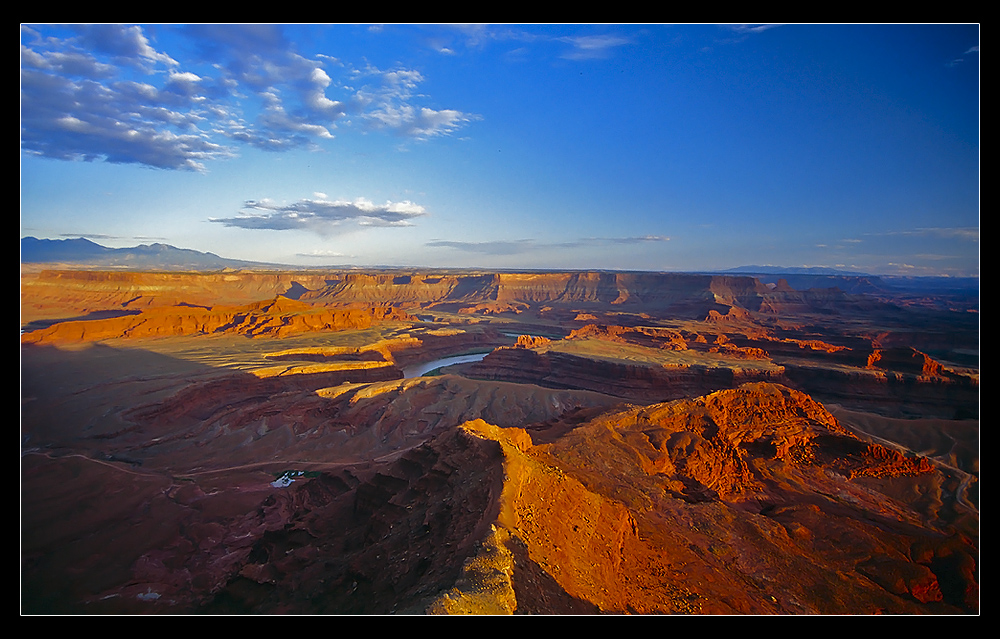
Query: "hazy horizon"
20 24 980 277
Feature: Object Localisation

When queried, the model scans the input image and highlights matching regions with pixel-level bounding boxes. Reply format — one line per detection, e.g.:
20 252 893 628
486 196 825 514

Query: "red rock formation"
20 298 415 344
866 347 947 377
530 383 976 613
20 269 334 322
705 306 753 322
303 272 499 308
567 324 691 350
468 346 785 402
758 335 850 354
457 301 529 315
19 266 979 615
297 271 773 317
708 334 770 360
867 349 884 368
513 334 551 348
566 324 630 343
850 443 936 479
782 363 978 419
21 340 978 615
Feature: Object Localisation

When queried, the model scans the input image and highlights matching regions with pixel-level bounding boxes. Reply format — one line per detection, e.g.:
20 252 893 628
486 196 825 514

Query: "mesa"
20 265 978 614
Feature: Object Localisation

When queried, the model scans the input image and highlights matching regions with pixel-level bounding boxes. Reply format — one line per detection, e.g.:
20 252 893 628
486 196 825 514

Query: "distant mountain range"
722 265 978 296
724 265 872 277
20 237 264 271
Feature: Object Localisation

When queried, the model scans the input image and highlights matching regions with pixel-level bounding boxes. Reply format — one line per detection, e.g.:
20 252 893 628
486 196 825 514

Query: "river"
402 352 490 379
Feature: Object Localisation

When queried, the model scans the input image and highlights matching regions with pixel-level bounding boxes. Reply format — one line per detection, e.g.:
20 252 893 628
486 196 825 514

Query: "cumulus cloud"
365 104 473 139
20 24 476 170
21 26 232 170
349 63 478 139
211 196 428 235
72 24 179 69
18 65 232 170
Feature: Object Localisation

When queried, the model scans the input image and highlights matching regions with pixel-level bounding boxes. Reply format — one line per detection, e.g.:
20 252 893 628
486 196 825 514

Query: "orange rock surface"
20 267 978 614
21 297 415 344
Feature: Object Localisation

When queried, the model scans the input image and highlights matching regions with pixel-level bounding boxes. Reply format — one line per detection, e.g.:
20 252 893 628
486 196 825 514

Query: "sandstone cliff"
21 297 415 344
21 326 978 615
19 266 978 615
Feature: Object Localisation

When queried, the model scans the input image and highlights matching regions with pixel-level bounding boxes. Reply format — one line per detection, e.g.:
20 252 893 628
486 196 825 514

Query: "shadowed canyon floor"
20 268 978 614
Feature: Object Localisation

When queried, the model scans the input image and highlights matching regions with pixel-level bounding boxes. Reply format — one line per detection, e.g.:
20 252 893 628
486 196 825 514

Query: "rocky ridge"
20 265 978 614
34 380 972 614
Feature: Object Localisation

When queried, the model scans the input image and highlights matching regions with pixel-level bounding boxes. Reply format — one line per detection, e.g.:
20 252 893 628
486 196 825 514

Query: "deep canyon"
20 267 978 614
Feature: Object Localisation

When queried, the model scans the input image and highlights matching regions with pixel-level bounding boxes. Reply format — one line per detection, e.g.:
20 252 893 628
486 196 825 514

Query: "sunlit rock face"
20 267 978 614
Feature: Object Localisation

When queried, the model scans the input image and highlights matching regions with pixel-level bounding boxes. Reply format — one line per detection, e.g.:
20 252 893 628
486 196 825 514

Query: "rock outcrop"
19 265 979 615
468 347 784 403
20 269 334 321
21 327 979 615
21 297 415 344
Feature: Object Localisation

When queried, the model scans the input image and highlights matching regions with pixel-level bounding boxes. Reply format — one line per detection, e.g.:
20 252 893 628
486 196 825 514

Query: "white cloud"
365 104 474 139
20 61 231 171
871 227 979 241
426 239 536 255
73 24 179 69
558 35 633 60
428 235 669 255
726 24 784 35
297 249 350 258
20 24 476 170
20 40 116 79
20 27 232 170
351 63 478 139
211 196 428 235
606 235 670 244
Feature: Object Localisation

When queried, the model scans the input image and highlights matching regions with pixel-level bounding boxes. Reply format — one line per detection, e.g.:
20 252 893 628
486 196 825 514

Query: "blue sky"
20 24 980 276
